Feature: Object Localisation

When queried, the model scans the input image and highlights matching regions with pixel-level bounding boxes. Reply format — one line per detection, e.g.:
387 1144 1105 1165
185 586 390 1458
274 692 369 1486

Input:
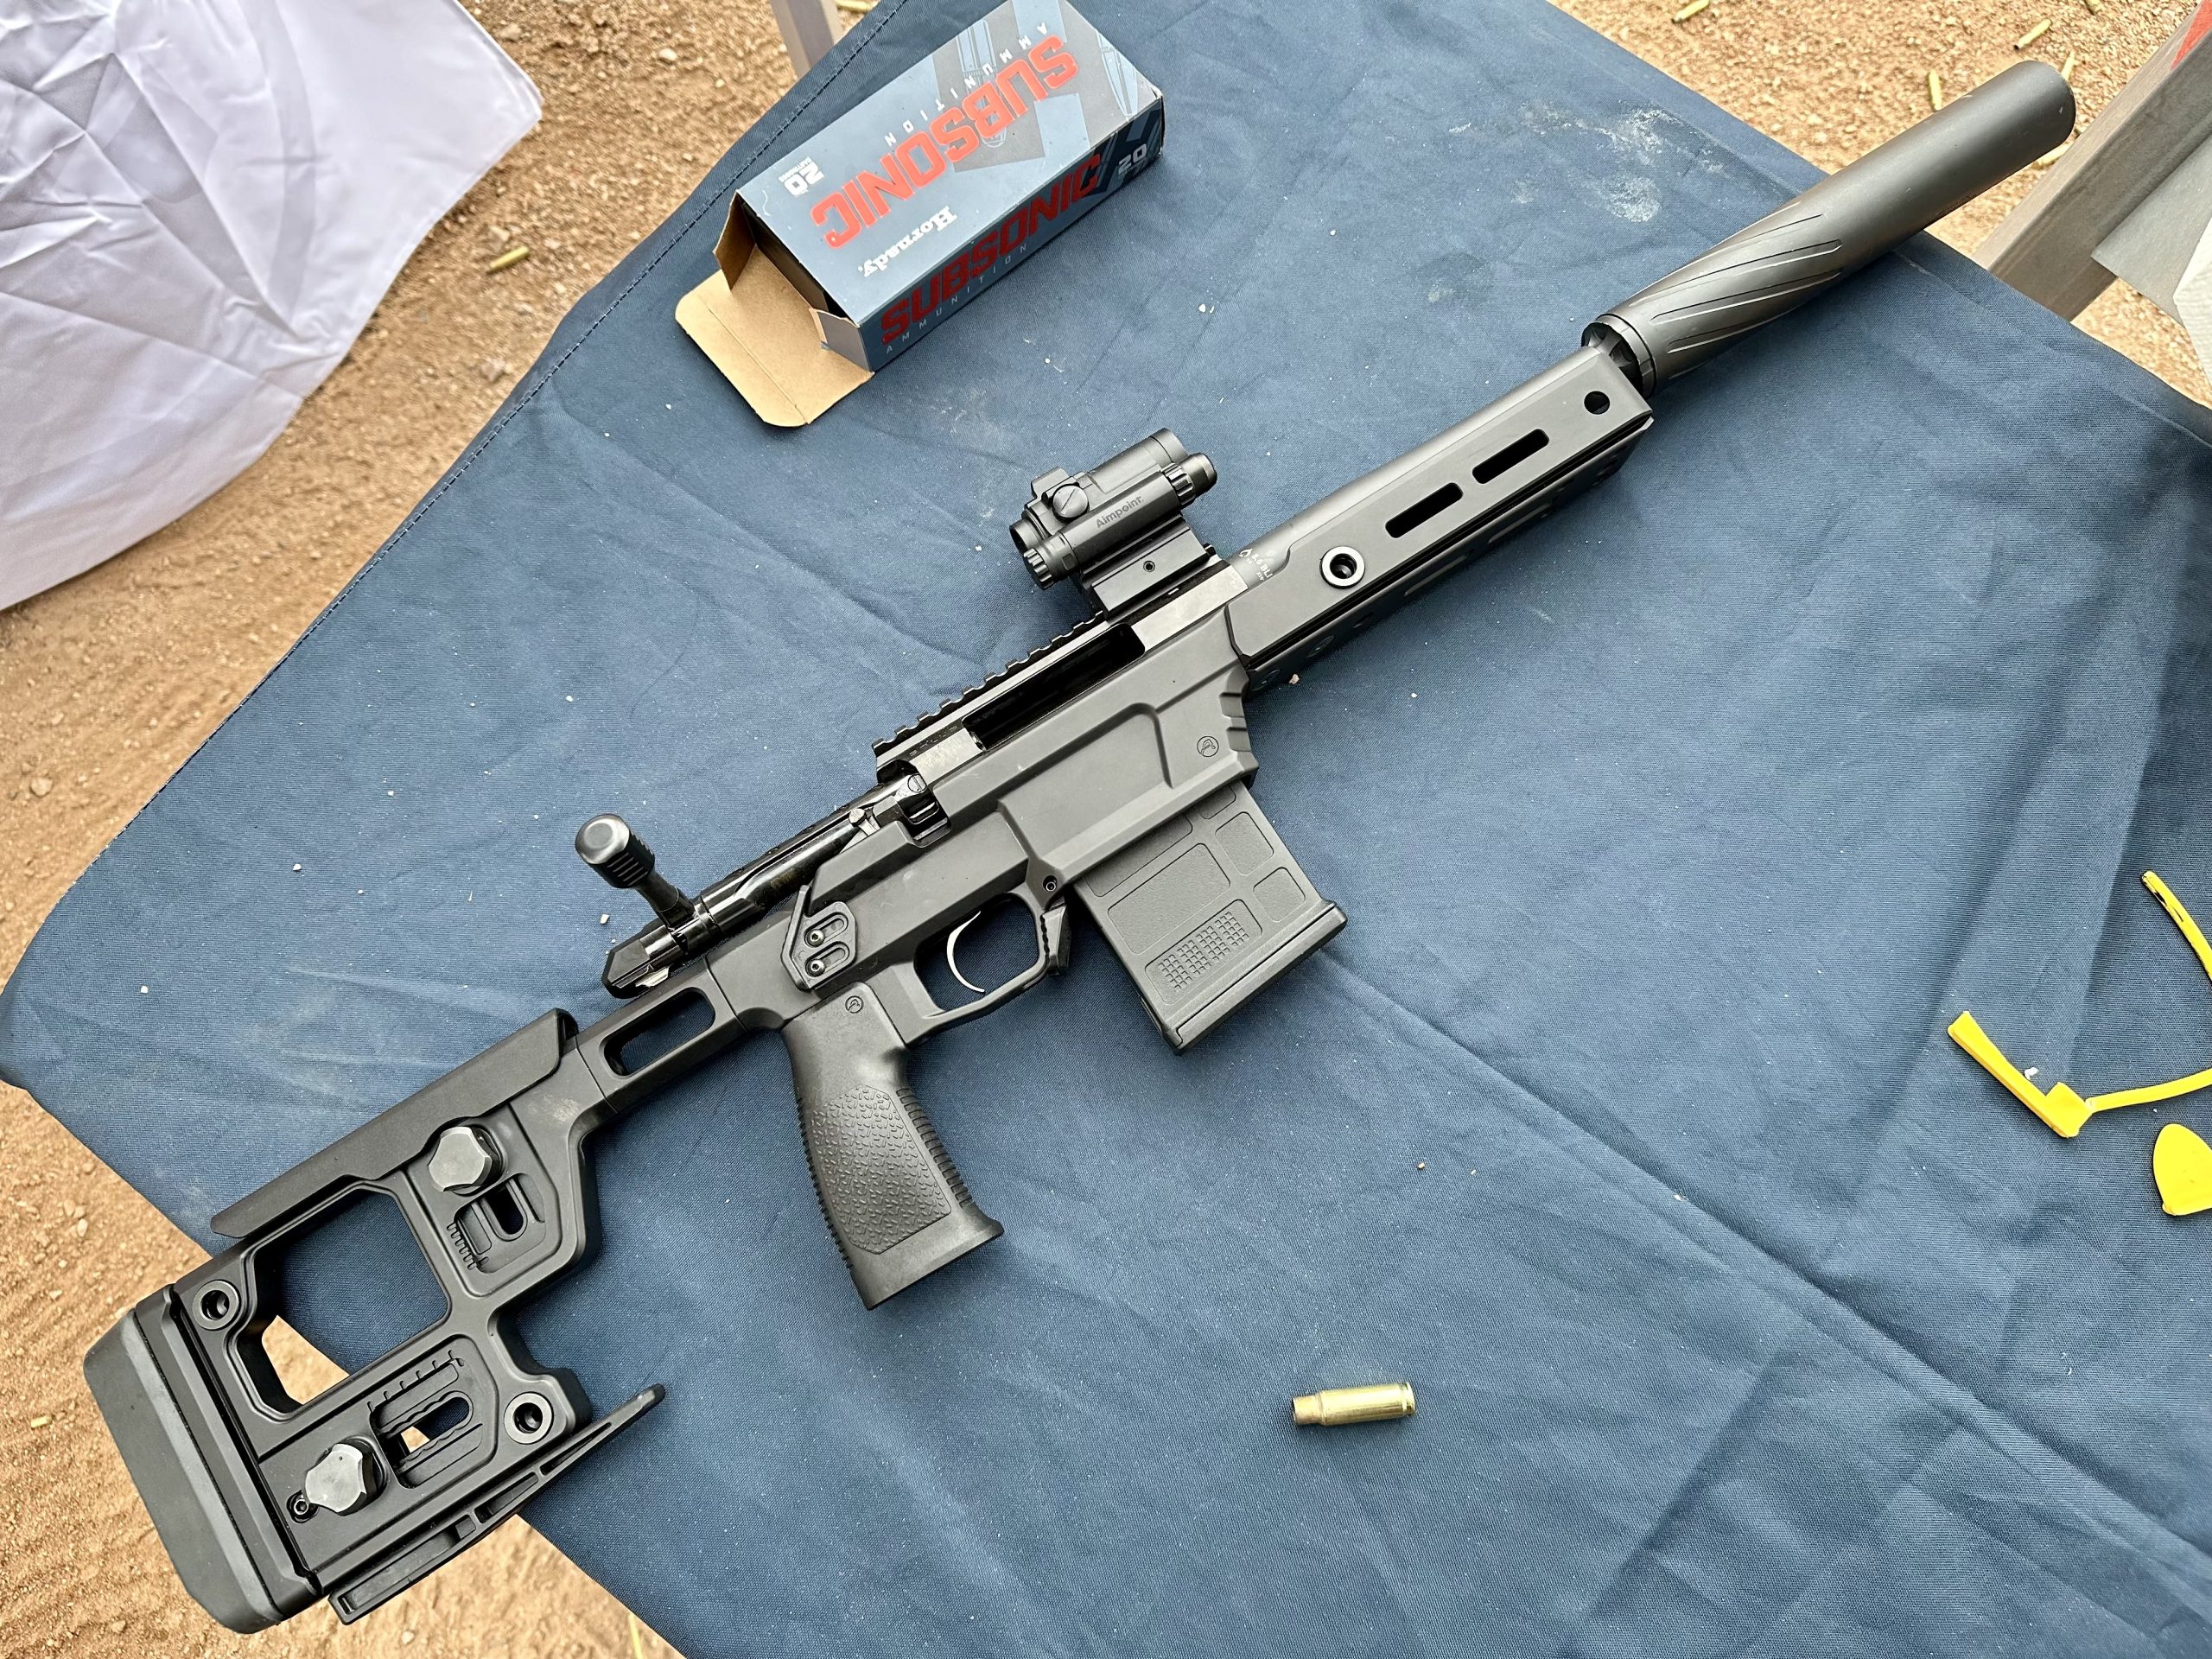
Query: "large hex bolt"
429 1123 501 1195
302 1440 380 1515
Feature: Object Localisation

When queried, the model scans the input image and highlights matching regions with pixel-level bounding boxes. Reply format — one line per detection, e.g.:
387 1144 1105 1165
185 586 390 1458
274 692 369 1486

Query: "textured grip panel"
1586 61 2072 391
784 984 1001 1307
804 1083 957 1255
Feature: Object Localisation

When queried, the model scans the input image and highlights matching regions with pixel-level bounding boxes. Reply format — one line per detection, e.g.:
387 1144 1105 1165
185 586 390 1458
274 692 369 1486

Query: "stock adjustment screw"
302 1441 380 1515
429 1124 501 1194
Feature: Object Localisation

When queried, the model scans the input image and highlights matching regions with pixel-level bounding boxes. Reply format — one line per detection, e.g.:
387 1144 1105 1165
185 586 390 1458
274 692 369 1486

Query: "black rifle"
85 64 2071 1633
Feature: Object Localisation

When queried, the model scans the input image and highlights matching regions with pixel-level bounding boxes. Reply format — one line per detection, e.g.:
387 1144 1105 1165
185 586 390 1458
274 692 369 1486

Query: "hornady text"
877 149 1107 347
813 35 1079 250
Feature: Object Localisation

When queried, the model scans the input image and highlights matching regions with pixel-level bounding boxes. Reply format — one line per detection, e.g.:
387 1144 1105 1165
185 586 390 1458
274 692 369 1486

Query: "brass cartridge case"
1290 1382 1416 1426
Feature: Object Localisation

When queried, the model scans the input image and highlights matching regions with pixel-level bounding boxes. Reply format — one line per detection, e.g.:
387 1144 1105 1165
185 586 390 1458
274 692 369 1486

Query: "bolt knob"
302 1440 379 1514
576 813 696 929
429 1124 501 1194
576 814 653 889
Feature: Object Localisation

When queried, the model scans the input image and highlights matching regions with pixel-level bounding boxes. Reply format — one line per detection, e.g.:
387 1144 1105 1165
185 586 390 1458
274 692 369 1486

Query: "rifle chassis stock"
85 65 2071 1633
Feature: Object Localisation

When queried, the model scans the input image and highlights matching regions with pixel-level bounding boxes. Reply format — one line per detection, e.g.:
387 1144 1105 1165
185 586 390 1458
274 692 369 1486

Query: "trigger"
943 912 993 995
1043 901 1071 975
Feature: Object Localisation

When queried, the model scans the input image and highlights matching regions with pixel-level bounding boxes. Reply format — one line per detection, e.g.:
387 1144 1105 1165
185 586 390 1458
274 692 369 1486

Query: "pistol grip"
784 984 1001 1307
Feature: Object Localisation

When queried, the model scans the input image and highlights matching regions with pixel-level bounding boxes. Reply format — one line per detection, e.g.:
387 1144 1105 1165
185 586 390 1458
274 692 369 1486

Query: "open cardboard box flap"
677 0 1164 428
675 213 869 429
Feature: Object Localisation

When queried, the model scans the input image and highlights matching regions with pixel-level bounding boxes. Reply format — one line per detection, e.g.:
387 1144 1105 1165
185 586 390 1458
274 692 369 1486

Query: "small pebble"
658 46 677 62
1415 1161 1426 1170
292 863 303 872
29 1414 51 1428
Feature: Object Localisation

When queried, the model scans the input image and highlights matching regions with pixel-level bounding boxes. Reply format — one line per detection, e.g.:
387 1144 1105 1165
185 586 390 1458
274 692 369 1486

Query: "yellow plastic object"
1949 871 2212 1137
1945 1012 2094 1135
2145 870 2212 986
2155 1124 2212 1217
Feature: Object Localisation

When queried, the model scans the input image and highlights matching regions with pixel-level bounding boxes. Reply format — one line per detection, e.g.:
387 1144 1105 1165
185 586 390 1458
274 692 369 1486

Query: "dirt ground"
1 1 2202 1656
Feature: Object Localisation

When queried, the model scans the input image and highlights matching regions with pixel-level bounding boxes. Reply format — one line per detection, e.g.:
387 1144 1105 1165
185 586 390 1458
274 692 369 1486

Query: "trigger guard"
877 890 1067 1040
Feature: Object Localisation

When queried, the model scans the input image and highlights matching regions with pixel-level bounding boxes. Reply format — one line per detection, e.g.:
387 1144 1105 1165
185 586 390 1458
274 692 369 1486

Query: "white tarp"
0 0 539 609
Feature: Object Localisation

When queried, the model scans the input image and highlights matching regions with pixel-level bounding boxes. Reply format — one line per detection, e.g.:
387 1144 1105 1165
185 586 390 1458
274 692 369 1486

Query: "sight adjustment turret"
1011 430 1217 601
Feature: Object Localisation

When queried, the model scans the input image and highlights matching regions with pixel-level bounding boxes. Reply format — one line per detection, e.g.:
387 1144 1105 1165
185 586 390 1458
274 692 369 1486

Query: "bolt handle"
576 815 694 929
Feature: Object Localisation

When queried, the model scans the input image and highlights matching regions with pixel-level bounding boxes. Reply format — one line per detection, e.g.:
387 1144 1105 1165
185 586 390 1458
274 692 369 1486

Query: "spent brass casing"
1291 1382 1416 1426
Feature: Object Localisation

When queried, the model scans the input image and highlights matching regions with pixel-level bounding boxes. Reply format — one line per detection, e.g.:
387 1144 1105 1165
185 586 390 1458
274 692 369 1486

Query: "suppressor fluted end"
1291 1382 1417 1426
1585 60 2074 394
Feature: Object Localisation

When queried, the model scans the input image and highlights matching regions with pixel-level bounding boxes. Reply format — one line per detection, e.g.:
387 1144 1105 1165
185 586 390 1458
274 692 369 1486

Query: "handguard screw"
429 1124 501 1194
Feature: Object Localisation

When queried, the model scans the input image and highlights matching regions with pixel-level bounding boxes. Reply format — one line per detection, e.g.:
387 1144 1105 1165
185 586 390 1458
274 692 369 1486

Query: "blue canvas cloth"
10 0 2212 1651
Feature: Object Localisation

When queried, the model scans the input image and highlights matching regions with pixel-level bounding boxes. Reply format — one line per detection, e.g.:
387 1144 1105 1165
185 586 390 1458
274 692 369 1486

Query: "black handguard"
785 985 1002 1307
